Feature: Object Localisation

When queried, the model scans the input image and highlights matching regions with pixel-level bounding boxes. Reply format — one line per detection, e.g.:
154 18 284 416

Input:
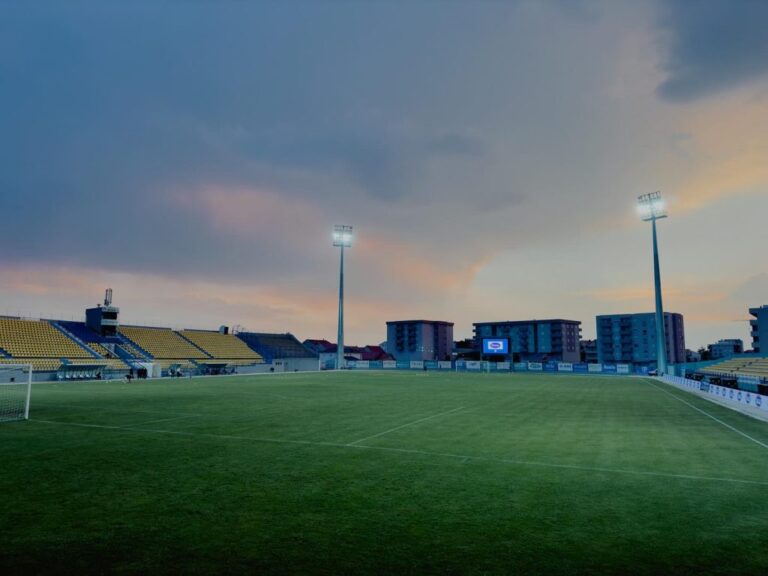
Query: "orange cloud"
357 234 492 294
584 284 728 307
170 185 326 240
0 262 403 343
1 267 113 299
664 94 768 212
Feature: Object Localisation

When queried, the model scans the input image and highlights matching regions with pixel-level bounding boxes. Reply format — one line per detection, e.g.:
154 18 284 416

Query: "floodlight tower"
637 191 668 374
333 225 353 370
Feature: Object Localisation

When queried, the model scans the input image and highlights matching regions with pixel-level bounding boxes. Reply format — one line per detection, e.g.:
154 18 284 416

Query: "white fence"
662 375 768 415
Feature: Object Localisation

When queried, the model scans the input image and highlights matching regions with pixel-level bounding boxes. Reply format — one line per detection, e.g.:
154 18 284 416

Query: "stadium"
2 282 768 574
4 2 768 575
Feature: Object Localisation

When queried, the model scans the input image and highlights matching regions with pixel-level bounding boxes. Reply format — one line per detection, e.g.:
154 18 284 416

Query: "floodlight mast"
637 191 668 374
333 225 353 370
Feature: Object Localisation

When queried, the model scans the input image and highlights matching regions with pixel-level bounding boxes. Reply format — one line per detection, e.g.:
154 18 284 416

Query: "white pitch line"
645 379 768 451
29 419 350 448
346 406 466 446
130 414 203 426
26 418 768 487
348 444 768 487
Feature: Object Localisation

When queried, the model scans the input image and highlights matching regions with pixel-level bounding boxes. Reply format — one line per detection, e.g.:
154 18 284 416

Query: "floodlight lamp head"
637 191 667 221
332 224 353 247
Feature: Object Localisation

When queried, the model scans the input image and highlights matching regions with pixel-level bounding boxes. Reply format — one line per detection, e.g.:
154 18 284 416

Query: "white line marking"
645 379 768 451
26 418 768 487
346 406 466 446
350 444 768 487
130 414 202 426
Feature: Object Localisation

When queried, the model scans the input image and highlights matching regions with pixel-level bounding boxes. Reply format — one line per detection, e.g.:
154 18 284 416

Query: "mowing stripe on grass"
33 403 203 417
346 406 466 446
645 379 768 451
27 418 768 487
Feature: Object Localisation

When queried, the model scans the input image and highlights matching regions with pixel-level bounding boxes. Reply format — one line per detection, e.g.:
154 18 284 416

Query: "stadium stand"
0 307 288 378
57 321 111 346
87 342 115 358
116 342 147 360
0 317 93 359
180 330 263 362
237 332 316 362
56 320 145 364
119 326 210 360
700 356 768 380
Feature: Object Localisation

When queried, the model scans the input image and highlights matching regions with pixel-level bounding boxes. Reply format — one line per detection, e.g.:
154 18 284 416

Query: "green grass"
3 371 768 575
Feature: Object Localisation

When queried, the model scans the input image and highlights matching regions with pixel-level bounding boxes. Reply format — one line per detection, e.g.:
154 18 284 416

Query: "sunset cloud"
667 95 768 212
1 1 765 348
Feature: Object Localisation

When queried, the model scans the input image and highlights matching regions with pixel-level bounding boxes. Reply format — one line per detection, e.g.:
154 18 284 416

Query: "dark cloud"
0 0 500 273
0 0 668 295
427 133 486 157
657 0 768 101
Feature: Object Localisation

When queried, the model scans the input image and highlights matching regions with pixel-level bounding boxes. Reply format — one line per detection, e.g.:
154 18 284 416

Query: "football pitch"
3 372 768 575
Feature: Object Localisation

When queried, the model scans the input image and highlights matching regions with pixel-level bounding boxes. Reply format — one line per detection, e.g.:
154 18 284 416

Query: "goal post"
0 364 33 422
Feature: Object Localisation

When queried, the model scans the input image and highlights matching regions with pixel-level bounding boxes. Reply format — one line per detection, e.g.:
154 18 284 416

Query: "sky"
1 0 767 350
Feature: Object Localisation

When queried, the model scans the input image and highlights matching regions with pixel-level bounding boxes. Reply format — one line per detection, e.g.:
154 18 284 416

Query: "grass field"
3 371 768 575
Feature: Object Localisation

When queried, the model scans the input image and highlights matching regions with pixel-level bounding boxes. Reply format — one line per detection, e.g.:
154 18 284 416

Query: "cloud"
658 94 768 212
1 1 763 349
656 0 768 102
0 261 404 342
730 273 768 307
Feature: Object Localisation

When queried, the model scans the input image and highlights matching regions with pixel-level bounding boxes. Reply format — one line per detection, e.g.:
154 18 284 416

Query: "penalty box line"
346 406 467 446
645 379 768 451
27 418 768 487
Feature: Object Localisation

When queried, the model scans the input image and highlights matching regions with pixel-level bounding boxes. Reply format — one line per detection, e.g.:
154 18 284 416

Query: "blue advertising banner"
602 364 617 374
544 362 557 372
573 363 589 373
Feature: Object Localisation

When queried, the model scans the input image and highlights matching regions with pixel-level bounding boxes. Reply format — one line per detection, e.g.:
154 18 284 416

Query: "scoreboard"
482 338 509 355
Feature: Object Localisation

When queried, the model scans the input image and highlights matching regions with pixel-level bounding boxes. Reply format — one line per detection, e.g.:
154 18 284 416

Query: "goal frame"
0 363 33 421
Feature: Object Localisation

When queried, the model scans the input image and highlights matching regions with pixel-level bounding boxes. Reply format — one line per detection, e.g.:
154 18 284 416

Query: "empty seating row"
237 332 313 360
0 317 92 359
116 342 147 359
119 326 210 359
181 330 263 361
702 357 768 380
88 342 114 357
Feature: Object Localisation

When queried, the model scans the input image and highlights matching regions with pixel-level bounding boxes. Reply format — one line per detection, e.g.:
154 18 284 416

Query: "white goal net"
0 364 32 422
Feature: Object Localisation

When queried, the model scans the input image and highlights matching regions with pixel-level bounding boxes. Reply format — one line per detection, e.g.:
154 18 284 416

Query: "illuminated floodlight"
637 191 667 221
637 191 668 374
333 225 353 370
332 225 353 247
